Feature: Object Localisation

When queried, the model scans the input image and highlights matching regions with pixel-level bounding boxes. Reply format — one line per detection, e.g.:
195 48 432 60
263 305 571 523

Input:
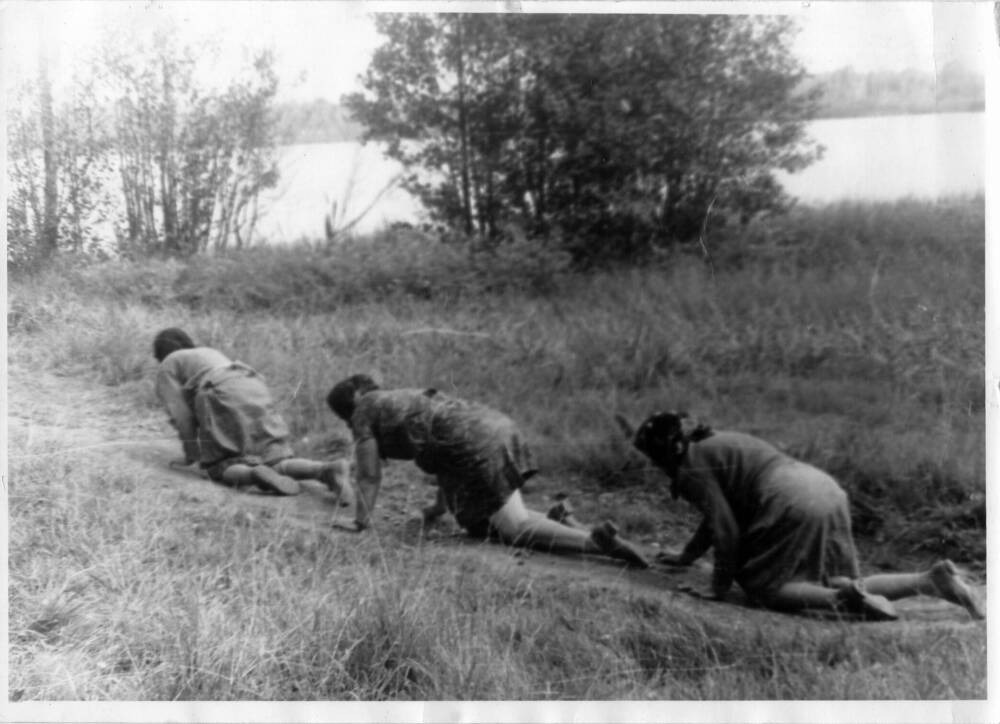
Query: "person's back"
350 388 445 461
156 347 232 398
681 431 785 528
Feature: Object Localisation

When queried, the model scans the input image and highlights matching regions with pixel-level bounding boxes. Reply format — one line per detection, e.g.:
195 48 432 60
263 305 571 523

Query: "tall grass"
7 197 986 700
8 197 984 564
8 445 986 700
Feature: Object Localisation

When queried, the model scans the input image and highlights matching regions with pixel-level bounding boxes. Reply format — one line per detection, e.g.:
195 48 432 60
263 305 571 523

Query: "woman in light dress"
154 328 350 499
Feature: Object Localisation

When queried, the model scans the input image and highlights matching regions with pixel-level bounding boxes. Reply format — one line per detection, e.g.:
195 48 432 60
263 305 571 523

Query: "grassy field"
7 197 987 702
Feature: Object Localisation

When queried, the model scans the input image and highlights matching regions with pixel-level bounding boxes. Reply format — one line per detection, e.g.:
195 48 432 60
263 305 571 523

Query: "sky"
0 1 993 104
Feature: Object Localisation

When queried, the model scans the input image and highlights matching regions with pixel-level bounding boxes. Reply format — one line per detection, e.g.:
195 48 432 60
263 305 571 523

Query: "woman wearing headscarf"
153 328 351 499
326 374 649 567
620 411 983 621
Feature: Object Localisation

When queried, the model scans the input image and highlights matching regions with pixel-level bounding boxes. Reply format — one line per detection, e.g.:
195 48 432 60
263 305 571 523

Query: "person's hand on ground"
332 520 368 533
655 550 691 566
678 583 721 600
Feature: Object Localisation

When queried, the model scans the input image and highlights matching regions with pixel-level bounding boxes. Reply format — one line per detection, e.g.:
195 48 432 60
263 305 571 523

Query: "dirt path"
6 363 983 629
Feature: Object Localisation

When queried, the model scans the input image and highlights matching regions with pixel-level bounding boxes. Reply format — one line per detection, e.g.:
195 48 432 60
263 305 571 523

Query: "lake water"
778 111 984 204
255 111 985 242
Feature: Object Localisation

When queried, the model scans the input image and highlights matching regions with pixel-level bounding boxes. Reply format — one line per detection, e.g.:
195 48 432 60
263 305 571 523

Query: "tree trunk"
160 58 179 254
455 16 473 235
38 41 59 257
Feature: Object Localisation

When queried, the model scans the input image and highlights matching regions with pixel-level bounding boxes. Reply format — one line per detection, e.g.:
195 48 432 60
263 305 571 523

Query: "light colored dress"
675 431 860 601
156 347 293 479
349 389 538 533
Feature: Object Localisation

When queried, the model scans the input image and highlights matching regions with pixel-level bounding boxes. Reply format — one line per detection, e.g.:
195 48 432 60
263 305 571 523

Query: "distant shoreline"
809 102 984 122
277 105 986 147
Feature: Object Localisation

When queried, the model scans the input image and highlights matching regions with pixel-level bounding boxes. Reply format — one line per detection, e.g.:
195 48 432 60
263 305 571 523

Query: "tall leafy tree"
346 14 821 261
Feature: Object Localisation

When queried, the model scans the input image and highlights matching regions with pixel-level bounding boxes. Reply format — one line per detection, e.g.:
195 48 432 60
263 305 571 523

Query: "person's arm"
353 437 382 529
701 478 741 599
422 486 447 524
656 519 711 565
155 367 199 464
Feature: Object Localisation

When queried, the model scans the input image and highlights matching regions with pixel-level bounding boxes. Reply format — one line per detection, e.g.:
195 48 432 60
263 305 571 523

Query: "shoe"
835 581 898 621
590 521 650 569
251 466 301 496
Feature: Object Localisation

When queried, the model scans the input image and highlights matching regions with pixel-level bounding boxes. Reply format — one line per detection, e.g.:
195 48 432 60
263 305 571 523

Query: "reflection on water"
255 111 985 242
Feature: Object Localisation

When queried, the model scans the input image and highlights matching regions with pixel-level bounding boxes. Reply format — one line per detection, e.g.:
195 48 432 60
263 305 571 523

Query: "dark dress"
349 389 537 533
676 431 860 600
156 348 293 479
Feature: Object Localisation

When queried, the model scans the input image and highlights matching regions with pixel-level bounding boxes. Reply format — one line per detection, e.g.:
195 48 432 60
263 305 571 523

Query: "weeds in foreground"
7 197 986 700
8 446 986 701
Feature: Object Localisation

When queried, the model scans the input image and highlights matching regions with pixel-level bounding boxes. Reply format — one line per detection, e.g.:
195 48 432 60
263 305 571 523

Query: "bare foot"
590 521 650 568
929 560 984 620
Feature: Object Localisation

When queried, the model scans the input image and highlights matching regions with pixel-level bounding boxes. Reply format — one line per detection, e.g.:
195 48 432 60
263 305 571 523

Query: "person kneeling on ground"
618 411 984 621
326 374 649 568
153 327 351 500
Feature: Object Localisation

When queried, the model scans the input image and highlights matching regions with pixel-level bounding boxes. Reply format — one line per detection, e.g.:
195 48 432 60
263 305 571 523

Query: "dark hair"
327 374 380 421
153 328 195 362
632 411 713 497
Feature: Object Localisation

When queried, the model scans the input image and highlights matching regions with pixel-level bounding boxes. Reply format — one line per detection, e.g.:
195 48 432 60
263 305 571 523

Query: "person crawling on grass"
153 327 352 500
326 374 649 568
618 411 984 621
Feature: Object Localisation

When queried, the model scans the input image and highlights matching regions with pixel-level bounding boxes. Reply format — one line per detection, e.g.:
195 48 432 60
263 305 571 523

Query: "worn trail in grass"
8 363 981 629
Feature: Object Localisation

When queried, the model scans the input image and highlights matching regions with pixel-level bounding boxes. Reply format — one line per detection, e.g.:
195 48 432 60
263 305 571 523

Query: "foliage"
5 22 281 266
6 75 117 268
8 197 985 567
6 197 987 702
98 27 280 256
346 14 821 262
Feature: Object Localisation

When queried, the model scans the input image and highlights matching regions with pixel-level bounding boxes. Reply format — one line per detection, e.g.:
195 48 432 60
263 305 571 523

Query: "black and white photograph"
3 1 994 721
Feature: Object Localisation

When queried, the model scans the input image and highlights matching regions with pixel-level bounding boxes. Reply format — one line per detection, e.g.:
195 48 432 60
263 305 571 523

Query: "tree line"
805 63 984 119
7 25 280 267
281 65 985 145
10 13 835 267
345 14 820 261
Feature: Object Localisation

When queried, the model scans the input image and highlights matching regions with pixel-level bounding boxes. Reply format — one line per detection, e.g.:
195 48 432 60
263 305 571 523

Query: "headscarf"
632 411 713 498
326 374 380 422
153 327 195 362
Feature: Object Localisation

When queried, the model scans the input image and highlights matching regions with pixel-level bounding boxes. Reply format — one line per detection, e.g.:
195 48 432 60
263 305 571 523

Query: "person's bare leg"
768 580 898 620
223 463 300 495
423 487 448 524
766 581 839 610
273 458 351 504
861 560 984 619
489 492 648 566
220 463 256 489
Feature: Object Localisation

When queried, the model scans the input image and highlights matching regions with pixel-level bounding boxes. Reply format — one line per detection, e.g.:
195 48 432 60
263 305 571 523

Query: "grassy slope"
7 197 987 700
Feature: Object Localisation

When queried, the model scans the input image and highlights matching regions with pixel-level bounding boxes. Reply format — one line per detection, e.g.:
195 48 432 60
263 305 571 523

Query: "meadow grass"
8 447 986 701
7 196 986 700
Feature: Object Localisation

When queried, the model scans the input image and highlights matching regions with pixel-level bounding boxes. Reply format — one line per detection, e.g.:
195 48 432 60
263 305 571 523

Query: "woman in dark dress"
621 411 983 621
154 328 351 499
327 374 649 567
